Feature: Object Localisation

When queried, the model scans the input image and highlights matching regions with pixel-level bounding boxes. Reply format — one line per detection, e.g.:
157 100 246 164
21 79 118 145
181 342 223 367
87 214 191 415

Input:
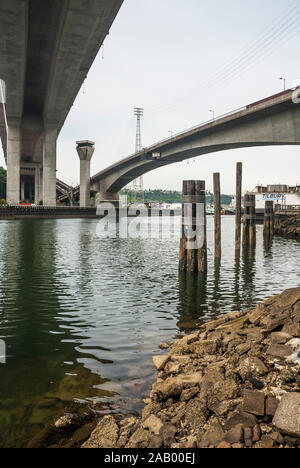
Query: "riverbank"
275 214 300 241
79 287 300 449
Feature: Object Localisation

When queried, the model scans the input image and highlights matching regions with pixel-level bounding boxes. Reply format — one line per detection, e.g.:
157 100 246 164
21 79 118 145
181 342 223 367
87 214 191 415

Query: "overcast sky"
1 0 300 194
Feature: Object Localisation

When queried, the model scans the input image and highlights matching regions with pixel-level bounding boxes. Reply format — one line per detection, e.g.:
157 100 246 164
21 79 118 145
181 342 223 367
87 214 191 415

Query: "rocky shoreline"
81 288 300 449
31 287 300 449
275 215 300 241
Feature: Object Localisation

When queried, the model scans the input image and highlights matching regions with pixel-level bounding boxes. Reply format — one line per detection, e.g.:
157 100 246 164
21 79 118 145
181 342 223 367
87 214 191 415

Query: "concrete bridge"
59 88 300 206
0 0 123 205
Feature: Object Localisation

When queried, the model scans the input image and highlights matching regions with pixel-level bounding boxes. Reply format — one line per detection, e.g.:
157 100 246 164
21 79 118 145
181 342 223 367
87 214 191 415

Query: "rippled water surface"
0 217 299 447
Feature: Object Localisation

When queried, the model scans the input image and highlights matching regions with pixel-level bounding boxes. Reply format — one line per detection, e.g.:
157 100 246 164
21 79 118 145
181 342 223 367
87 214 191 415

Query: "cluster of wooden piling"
264 201 274 238
179 162 277 274
179 180 207 273
213 173 221 259
235 162 243 251
242 194 256 247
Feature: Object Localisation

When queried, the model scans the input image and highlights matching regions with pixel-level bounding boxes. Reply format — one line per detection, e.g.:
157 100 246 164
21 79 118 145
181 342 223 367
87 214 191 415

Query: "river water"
0 216 299 447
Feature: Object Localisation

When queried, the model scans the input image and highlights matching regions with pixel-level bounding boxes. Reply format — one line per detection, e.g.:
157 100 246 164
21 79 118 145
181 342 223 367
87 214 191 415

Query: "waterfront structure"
59 89 300 207
0 0 124 205
250 184 300 211
76 141 95 208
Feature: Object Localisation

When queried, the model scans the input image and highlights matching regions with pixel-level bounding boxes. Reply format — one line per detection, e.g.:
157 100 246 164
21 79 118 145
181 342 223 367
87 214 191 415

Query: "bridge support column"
35 167 42 204
43 127 57 206
6 125 21 205
95 181 120 207
76 141 95 208
21 180 25 202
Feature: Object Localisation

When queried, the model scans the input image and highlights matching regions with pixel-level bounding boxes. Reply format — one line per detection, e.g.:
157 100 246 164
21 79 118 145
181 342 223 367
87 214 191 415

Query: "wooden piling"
213 173 221 258
179 180 207 273
243 194 256 247
264 201 274 238
235 163 243 251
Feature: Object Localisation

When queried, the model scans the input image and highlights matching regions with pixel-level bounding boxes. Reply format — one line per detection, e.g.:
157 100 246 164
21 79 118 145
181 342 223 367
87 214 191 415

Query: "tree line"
122 188 234 205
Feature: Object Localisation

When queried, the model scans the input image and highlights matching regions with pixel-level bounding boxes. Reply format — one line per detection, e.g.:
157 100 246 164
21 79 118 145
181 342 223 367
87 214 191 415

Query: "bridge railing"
148 88 295 150
148 106 247 148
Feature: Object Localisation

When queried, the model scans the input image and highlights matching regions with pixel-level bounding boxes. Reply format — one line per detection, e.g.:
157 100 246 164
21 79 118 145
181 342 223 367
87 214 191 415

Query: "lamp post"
279 77 286 91
210 109 215 121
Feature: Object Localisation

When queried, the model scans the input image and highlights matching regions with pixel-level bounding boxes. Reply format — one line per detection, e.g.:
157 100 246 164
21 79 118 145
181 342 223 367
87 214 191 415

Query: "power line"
150 1 300 115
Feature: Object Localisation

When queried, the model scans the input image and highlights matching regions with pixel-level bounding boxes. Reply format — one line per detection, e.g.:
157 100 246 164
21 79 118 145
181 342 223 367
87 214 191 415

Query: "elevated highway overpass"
0 0 124 205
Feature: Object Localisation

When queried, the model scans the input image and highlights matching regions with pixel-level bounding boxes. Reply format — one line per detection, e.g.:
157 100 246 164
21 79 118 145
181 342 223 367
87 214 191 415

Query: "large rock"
151 373 202 402
266 344 293 359
125 427 162 449
202 421 225 445
273 393 300 437
238 357 268 379
224 425 244 444
142 415 163 435
225 410 257 430
243 390 265 416
82 415 119 448
152 355 170 371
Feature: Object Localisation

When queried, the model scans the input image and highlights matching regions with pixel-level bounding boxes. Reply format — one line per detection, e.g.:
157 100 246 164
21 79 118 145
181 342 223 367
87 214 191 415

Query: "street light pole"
210 109 215 120
279 77 286 91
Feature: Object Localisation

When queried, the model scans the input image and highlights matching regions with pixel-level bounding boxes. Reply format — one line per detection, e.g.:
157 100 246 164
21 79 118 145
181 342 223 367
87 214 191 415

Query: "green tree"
121 188 233 205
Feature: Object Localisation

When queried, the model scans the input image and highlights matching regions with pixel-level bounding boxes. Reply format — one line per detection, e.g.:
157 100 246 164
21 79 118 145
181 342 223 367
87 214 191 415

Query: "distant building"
249 184 300 210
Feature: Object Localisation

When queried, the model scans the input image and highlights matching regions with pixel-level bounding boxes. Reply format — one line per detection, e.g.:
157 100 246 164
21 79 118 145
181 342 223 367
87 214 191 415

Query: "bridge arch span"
105 140 297 195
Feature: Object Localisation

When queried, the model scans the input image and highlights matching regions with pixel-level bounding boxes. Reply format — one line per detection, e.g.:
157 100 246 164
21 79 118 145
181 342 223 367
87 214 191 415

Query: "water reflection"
0 220 114 448
0 217 299 447
177 272 208 328
241 245 257 309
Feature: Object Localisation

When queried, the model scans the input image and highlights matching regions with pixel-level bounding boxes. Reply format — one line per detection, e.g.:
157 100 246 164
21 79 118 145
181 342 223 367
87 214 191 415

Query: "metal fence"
275 205 300 213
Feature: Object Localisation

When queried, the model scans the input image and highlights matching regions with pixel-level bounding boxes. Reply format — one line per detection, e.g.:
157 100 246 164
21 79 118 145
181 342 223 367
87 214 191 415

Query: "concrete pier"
6 126 21 205
43 127 57 207
76 141 95 208
0 0 124 207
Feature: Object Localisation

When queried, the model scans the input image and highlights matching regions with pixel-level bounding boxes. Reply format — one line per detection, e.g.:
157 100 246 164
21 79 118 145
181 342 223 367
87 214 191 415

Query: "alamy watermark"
96 202 206 249
0 339 6 364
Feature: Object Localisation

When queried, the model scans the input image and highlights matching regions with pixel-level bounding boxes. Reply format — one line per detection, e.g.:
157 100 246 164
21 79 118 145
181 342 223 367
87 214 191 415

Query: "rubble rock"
273 393 300 437
142 415 163 435
243 390 265 416
265 397 280 418
224 425 244 444
82 415 119 449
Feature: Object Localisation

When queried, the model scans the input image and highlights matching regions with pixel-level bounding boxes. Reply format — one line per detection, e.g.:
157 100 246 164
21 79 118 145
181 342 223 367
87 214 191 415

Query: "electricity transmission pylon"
132 107 144 203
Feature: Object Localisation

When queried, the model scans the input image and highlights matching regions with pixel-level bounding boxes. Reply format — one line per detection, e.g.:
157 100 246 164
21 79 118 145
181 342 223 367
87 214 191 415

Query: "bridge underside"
0 0 123 205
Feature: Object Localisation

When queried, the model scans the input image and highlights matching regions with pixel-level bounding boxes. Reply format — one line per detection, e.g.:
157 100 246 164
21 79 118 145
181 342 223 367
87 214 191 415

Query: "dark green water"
0 217 299 447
